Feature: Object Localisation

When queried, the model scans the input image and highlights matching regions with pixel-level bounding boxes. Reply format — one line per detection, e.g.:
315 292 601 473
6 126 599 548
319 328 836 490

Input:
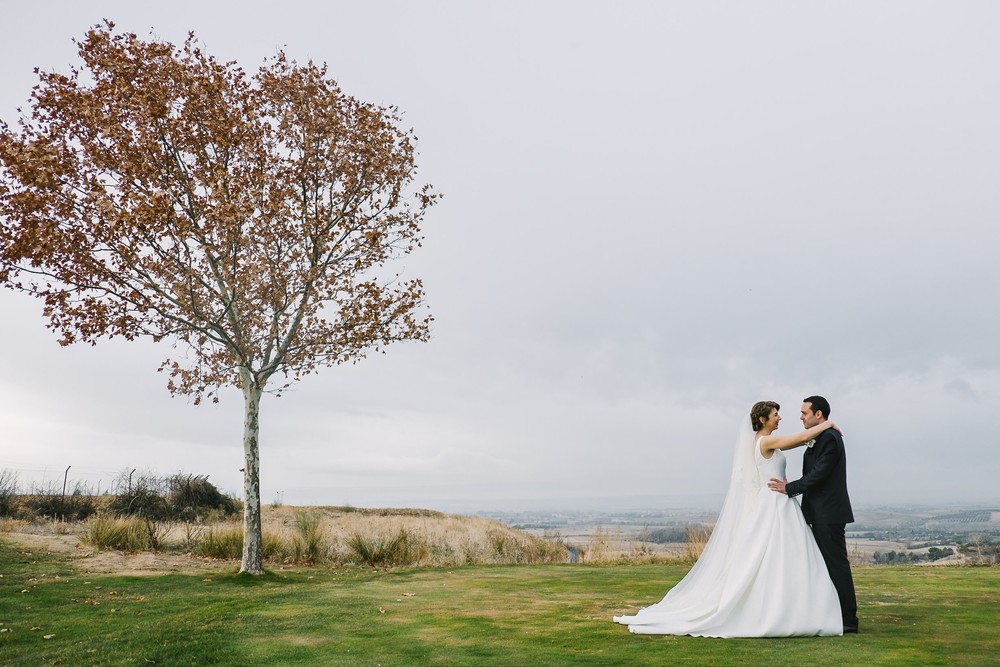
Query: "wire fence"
1 463 164 496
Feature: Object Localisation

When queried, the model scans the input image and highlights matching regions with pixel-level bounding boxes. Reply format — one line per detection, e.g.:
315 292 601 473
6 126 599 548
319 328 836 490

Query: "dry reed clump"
290 511 328 564
346 528 427 567
583 525 613 563
683 524 712 562
83 515 164 552
196 525 243 559
195 525 285 561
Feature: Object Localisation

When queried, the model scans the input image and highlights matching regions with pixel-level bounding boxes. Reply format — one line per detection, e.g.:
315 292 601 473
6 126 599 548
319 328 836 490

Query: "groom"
768 395 859 634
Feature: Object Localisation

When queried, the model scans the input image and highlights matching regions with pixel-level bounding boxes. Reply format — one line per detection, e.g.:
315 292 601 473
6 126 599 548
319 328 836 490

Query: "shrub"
107 470 169 519
19 482 98 521
646 526 694 544
167 473 239 521
108 470 238 522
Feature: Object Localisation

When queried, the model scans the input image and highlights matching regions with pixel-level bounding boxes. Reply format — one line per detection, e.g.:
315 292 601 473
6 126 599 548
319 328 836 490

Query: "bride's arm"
760 421 838 453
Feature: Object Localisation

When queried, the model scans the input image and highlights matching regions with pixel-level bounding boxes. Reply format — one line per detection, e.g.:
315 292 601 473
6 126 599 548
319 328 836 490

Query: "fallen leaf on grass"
402 593 415 597
378 607 386 614
44 634 55 639
30 627 42 631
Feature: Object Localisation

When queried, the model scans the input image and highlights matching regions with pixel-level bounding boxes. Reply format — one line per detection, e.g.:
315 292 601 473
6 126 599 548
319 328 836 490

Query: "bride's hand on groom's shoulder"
827 421 842 434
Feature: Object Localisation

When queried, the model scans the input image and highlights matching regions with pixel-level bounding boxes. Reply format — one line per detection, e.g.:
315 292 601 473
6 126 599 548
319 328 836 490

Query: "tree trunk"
239 372 265 575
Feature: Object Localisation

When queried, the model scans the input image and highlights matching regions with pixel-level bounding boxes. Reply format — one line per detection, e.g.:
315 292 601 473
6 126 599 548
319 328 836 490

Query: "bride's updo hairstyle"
750 401 780 432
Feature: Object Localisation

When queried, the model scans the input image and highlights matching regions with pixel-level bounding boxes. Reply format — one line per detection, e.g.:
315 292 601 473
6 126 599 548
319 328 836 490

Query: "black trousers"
811 523 859 631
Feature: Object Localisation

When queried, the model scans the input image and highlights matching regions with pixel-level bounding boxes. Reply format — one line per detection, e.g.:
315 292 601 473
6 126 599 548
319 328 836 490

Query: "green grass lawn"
2 537 998 666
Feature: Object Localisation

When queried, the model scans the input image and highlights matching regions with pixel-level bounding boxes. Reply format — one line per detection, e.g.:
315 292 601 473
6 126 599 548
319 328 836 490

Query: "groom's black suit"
785 428 859 633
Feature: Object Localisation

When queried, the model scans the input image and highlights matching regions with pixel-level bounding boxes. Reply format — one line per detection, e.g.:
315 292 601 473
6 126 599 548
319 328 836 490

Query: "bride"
613 401 844 637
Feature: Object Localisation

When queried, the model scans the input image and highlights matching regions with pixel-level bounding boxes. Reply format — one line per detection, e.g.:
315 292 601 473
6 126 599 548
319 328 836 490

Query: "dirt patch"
75 548 235 576
4 532 81 554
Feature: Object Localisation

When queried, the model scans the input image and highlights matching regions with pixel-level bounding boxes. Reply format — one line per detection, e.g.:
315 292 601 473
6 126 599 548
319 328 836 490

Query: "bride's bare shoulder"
756 435 774 459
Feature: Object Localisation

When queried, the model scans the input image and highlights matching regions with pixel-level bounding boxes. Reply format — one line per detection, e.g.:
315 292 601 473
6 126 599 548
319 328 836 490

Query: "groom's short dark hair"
803 395 831 419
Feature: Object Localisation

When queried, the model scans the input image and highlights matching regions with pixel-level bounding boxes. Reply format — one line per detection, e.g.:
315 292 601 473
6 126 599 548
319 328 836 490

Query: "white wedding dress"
613 421 843 637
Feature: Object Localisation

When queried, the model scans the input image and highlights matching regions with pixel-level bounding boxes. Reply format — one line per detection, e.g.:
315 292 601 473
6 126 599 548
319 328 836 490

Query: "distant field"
2 536 998 666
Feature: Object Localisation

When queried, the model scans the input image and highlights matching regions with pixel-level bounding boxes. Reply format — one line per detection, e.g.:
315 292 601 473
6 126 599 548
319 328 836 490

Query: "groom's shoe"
843 626 859 634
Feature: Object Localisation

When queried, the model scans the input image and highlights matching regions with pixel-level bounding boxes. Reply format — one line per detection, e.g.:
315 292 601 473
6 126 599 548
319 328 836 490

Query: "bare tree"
0 22 438 574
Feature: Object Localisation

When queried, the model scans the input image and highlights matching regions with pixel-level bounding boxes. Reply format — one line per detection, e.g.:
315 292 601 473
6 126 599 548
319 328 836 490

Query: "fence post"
62 465 71 501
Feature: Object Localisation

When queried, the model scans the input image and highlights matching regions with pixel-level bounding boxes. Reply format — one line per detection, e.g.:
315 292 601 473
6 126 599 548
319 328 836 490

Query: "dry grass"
0 518 28 533
261 506 568 567
571 523 712 564
65 506 573 568
8 504 718 570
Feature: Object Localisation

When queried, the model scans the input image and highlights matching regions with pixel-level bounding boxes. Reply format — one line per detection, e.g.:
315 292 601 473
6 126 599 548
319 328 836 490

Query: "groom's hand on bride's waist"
767 477 788 494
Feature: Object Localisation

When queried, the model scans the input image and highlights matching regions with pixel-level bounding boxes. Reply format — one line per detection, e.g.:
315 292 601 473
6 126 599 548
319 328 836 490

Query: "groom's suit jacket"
785 428 854 525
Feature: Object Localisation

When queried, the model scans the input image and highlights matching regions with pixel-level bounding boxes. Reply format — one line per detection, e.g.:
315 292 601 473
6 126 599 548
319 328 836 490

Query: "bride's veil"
642 414 760 610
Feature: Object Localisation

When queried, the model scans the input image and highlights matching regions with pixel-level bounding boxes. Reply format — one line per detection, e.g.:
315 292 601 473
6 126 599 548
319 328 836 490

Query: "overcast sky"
2 1 998 512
